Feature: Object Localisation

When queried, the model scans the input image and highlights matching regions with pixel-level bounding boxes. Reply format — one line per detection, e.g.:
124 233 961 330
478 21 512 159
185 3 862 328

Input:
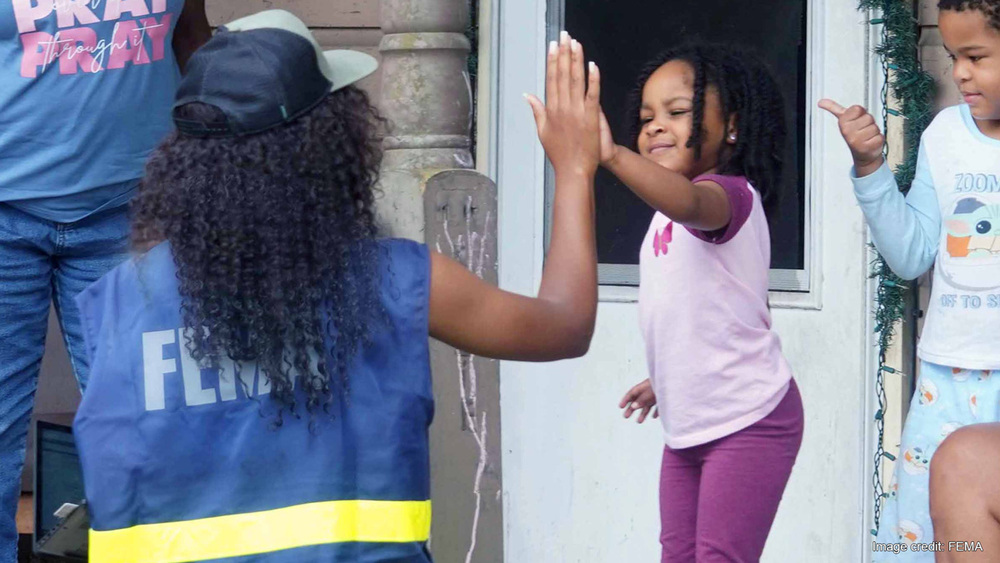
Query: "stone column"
377 0 475 239
379 1 503 561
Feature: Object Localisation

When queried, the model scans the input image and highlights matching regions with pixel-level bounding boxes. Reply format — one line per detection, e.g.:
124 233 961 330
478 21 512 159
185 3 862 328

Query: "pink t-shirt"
638 174 792 449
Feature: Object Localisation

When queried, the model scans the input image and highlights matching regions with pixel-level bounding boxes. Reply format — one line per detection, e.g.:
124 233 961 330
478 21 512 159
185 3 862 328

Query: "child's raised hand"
525 32 601 177
619 378 658 424
818 99 885 177
598 111 619 166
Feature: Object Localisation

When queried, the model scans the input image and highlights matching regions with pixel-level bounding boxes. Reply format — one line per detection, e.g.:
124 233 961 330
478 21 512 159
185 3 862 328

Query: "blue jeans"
0 203 129 561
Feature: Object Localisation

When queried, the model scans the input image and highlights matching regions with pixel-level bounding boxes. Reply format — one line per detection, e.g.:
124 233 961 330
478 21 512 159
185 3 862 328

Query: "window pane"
562 0 808 272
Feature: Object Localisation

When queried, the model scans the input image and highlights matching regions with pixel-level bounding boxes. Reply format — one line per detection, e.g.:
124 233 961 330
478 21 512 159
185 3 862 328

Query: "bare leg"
930 423 1000 562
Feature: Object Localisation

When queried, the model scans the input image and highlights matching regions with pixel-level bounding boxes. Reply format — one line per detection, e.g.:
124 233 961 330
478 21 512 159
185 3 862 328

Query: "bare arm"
172 0 211 73
603 144 730 231
428 33 599 361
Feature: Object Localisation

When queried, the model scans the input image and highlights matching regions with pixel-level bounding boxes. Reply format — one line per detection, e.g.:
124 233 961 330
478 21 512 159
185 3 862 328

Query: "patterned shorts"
873 360 1000 561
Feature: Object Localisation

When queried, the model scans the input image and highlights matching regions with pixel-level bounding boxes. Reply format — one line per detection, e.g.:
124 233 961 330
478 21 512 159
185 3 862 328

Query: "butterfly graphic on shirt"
652 222 674 257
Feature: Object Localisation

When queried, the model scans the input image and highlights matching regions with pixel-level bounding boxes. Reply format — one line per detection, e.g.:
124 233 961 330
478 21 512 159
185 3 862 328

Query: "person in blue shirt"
73 10 602 562
0 0 209 559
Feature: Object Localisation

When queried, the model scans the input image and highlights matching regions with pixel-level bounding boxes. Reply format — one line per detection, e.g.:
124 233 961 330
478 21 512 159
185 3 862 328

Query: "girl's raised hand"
599 111 619 166
525 32 601 178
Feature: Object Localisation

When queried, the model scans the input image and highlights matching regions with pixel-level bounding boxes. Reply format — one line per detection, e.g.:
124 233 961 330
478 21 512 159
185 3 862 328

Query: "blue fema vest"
73 239 434 563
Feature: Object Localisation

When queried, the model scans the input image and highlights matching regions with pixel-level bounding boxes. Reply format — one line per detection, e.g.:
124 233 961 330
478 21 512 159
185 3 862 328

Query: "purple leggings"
659 379 803 562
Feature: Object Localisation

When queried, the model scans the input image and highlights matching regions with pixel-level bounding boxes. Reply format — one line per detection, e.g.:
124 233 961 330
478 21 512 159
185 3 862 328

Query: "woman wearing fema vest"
0 1 209 559
73 10 602 563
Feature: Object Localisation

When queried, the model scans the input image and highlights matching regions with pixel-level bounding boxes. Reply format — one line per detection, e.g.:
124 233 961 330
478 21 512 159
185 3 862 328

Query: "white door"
492 1 883 561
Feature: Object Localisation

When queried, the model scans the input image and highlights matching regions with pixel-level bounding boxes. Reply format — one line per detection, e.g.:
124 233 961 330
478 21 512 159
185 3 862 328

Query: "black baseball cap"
173 9 378 137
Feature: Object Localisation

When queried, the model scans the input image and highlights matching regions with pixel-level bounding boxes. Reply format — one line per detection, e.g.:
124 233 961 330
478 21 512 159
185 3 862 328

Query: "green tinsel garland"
856 0 935 536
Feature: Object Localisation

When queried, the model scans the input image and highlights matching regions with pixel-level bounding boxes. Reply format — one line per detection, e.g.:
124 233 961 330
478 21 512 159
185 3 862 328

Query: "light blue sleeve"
851 143 940 280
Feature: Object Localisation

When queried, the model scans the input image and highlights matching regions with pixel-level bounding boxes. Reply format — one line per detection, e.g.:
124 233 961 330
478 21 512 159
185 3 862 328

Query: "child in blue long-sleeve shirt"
820 1 1000 559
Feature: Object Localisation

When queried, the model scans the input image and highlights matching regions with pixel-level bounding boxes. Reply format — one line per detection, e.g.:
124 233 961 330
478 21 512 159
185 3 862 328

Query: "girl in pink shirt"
604 44 804 562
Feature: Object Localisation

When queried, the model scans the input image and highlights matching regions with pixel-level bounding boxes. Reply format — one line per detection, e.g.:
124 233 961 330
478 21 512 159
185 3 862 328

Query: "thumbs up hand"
819 99 885 178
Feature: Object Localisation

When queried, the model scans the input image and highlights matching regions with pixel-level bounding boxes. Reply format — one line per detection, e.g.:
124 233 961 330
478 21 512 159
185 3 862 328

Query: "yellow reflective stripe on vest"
89 499 432 563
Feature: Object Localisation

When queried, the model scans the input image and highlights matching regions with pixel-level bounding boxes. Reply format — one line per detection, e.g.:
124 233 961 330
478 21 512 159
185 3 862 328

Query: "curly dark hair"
628 43 787 209
131 86 386 420
939 0 1000 30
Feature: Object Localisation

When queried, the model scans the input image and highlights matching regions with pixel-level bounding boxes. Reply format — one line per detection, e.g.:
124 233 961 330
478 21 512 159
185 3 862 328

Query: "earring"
729 134 737 142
